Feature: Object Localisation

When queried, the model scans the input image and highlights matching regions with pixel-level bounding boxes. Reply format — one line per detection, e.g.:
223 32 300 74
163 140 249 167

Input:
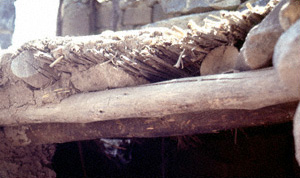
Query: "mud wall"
0 2 57 177
0 129 56 178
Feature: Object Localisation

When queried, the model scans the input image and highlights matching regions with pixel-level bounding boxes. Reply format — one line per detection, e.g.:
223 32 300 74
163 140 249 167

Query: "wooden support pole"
1 67 298 126
273 18 300 98
3 102 297 145
294 103 300 165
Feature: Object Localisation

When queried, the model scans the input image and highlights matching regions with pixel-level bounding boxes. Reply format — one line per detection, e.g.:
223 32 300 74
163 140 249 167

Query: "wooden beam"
273 18 300 98
294 103 300 165
1 67 298 126
3 102 297 145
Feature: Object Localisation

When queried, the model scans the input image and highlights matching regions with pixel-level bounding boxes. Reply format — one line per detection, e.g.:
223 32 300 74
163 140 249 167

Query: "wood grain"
1 67 298 126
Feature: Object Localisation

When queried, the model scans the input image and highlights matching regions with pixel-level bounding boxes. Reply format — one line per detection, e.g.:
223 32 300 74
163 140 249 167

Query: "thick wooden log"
10 51 54 88
235 0 286 70
273 18 300 98
294 102 300 165
0 67 298 126
200 46 239 75
3 102 297 146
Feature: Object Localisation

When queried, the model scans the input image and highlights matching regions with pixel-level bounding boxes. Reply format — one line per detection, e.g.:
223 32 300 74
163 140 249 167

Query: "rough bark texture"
0 67 298 126
2 102 297 146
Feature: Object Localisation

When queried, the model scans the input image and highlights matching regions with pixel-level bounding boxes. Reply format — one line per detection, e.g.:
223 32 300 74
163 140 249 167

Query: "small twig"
246 2 254 11
99 59 112 66
208 14 222 21
53 88 69 92
56 90 71 94
174 49 185 69
49 55 64 68
171 25 187 37
188 19 202 32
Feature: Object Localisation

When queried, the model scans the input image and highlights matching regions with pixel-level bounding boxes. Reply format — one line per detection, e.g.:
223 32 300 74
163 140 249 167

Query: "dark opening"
52 122 300 178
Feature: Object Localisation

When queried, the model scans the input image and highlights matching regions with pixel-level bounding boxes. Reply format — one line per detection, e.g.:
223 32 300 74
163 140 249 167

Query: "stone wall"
95 0 244 32
95 0 173 32
58 0 267 35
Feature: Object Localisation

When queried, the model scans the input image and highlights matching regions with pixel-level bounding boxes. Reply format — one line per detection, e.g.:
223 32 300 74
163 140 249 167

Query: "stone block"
123 4 152 25
152 3 171 22
119 0 140 9
119 25 135 31
145 0 159 6
143 10 222 29
119 0 158 9
159 0 240 14
96 1 114 29
61 1 91 36
238 0 271 11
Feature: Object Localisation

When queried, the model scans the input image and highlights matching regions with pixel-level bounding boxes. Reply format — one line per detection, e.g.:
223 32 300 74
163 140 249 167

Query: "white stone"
143 10 223 29
123 4 152 25
235 0 287 70
96 1 114 29
159 0 240 14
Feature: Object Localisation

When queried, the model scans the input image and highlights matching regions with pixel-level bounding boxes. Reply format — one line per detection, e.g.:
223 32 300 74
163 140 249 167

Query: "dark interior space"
52 122 300 178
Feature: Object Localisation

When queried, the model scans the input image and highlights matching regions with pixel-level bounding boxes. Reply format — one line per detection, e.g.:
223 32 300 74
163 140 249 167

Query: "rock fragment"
235 0 286 71
159 0 240 14
279 0 300 30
